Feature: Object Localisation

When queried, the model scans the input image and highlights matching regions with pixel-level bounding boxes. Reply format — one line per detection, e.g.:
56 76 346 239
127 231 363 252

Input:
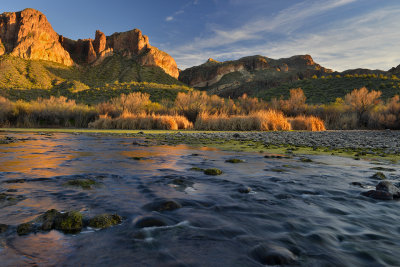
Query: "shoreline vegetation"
1 128 399 162
0 87 399 131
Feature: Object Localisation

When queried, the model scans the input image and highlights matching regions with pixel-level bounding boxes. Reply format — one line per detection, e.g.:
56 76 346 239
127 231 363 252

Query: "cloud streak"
168 0 400 71
165 0 197 22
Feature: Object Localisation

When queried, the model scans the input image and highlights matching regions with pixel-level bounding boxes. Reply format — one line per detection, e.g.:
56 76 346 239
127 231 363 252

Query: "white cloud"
165 16 174 22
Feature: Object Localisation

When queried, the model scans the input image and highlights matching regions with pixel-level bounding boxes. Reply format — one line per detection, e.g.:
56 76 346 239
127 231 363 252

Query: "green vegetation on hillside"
256 75 400 103
0 55 191 104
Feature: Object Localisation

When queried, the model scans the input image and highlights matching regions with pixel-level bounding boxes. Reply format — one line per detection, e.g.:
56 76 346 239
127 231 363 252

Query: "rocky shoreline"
146 130 400 154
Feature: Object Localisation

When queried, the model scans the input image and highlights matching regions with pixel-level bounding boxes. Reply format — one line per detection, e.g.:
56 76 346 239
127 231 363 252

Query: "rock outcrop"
0 9 179 79
59 28 179 78
0 8 73 66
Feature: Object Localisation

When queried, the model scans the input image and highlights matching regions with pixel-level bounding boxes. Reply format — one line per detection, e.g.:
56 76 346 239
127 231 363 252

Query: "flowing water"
0 132 399 266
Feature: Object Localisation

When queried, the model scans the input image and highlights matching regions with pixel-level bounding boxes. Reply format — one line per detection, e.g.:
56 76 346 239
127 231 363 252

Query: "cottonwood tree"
344 87 381 126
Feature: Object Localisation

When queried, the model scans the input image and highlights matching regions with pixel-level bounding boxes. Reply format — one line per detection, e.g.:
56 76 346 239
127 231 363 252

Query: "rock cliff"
0 8 73 66
0 9 179 78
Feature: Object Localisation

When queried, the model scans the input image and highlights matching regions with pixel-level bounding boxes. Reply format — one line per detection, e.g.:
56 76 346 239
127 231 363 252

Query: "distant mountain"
179 55 333 97
0 8 179 79
179 55 400 101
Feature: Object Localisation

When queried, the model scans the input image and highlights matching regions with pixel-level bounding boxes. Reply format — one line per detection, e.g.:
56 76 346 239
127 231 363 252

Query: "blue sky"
1 0 400 71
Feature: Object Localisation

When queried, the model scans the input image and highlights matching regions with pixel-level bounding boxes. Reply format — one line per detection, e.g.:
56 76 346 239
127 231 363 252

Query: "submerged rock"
143 199 182 212
89 214 122 229
238 186 252 194
250 243 297 265
376 181 400 198
0 224 8 233
370 167 396 172
54 211 83 233
300 157 313 163
371 172 386 180
226 158 245 163
134 216 168 228
38 209 61 230
17 222 35 236
64 179 99 189
189 167 204 172
362 190 393 200
362 181 400 200
204 168 223 175
0 193 25 206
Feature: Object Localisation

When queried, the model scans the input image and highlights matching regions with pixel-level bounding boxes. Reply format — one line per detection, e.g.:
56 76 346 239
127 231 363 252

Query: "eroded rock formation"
0 9 179 78
0 8 73 66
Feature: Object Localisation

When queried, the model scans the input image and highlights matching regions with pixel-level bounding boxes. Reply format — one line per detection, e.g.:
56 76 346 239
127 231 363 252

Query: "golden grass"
195 110 291 131
289 115 326 131
89 112 193 130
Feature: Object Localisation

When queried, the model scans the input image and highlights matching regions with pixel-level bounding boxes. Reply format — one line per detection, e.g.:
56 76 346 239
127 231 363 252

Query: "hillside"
0 55 191 104
256 74 400 103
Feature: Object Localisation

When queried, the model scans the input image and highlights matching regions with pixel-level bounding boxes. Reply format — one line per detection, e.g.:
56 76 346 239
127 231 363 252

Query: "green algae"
88 214 122 229
54 211 83 233
204 168 223 175
64 179 100 189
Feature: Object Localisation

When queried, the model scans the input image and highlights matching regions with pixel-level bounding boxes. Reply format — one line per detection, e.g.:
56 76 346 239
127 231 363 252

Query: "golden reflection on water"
8 230 72 266
0 136 76 177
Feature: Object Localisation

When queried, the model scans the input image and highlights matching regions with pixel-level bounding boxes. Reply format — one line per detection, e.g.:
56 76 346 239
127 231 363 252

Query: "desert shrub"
279 88 307 116
174 91 209 122
6 96 97 128
368 95 400 129
112 92 152 114
194 110 291 131
237 94 265 114
89 112 193 130
96 102 120 118
289 115 326 131
0 96 14 126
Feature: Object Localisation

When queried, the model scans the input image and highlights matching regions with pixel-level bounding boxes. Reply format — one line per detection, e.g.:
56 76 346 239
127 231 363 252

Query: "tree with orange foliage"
344 87 381 126
279 88 307 116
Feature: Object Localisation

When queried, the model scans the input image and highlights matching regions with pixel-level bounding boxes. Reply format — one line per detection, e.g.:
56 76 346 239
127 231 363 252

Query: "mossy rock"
226 158 245 163
371 172 386 180
64 179 99 189
204 168 223 175
17 222 34 236
88 214 122 229
37 209 61 230
54 211 83 233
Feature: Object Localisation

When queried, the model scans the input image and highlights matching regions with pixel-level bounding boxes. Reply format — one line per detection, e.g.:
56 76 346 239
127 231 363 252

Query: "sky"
1 0 400 71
